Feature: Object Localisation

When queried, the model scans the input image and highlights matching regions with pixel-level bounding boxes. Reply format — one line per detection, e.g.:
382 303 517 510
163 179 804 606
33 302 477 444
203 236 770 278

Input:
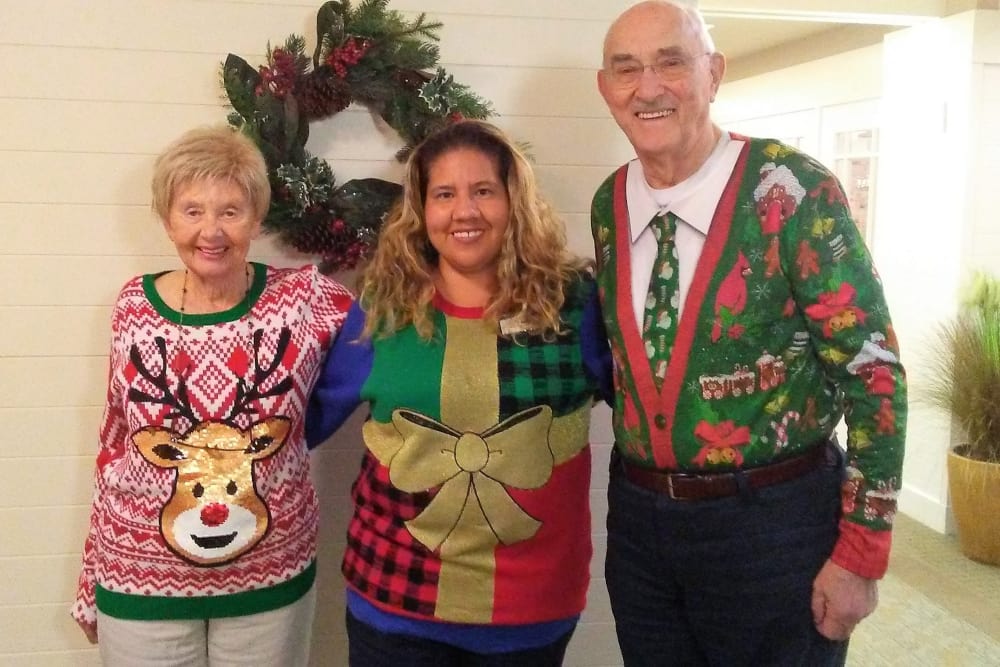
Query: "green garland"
221 0 493 271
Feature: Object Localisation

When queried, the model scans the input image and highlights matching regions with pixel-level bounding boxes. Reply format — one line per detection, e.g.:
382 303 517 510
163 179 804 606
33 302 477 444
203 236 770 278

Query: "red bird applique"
712 251 752 342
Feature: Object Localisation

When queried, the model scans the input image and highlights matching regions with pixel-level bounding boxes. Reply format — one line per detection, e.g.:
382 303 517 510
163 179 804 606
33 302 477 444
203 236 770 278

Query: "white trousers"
96 585 316 667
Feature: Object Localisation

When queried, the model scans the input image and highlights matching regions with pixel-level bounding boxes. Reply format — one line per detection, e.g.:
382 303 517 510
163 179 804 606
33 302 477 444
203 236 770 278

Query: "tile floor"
848 514 1000 666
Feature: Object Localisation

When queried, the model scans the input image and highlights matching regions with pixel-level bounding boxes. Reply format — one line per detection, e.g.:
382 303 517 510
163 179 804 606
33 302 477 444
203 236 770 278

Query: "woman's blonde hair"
361 120 591 340
151 125 270 221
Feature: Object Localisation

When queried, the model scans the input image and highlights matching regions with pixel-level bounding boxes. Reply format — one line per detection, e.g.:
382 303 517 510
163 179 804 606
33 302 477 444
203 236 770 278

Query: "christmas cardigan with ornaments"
72 263 352 625
305 277 611 648
591 138 906 579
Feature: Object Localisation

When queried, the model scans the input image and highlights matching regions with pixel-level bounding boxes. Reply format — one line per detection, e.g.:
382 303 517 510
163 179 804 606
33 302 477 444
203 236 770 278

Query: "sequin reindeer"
126 330 295 566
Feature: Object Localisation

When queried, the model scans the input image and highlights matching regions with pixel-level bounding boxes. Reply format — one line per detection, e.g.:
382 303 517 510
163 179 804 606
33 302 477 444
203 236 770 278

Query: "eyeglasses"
604 52 712 88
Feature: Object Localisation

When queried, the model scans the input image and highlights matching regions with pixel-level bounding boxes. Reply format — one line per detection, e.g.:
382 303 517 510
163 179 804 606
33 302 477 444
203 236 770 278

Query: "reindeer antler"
226 327 294 422
127 337 200 427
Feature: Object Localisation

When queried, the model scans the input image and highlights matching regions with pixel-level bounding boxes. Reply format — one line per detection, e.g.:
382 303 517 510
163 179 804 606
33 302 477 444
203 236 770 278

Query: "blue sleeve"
579 284 614 406
305 302 372 449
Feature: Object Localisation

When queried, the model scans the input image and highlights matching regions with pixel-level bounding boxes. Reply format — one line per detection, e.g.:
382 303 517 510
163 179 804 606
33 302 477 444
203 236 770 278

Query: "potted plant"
927 271 1000 565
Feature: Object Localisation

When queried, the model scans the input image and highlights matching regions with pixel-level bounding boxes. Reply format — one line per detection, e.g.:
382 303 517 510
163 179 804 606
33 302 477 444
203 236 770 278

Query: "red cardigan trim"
611 166 676 467
612 142 752 469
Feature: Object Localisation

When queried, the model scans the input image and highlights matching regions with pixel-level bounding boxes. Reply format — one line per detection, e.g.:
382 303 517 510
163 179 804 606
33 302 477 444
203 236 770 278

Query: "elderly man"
590 2 906 665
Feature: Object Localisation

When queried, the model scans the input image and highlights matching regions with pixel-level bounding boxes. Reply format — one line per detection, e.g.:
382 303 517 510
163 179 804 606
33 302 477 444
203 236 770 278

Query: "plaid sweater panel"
72 264 352 625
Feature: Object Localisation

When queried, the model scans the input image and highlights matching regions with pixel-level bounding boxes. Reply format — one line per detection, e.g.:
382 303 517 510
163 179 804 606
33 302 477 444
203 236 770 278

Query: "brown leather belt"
620 444 827 501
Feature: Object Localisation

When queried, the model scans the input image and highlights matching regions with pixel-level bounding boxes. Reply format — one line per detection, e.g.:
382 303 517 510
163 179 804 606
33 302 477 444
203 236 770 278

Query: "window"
833 128 878 244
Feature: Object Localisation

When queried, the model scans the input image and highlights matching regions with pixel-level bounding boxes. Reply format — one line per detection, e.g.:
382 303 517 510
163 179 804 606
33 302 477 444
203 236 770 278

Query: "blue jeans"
345 610 575 667
605 444 849 666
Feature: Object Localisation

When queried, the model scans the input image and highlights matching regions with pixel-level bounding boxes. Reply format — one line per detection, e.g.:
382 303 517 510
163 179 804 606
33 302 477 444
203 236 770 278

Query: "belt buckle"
666 472 696 500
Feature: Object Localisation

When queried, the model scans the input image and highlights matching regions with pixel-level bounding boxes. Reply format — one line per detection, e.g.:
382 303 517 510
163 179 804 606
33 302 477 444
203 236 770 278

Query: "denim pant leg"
605 445 849 667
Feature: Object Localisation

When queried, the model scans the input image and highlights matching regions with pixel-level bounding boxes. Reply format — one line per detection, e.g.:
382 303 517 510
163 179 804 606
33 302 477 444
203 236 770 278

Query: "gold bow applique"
359 313 592 622
390 405 554 552
361 400 590 622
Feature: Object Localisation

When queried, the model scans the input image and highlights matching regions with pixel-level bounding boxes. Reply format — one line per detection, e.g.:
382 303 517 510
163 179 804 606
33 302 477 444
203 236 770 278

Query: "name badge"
499 314 531 336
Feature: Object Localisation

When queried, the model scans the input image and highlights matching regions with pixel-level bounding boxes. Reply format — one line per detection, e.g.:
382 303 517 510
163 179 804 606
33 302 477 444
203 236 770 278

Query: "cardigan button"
654 414 667 429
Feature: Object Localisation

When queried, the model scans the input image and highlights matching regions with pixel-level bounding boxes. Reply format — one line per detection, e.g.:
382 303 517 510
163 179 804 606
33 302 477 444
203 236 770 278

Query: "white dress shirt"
626 133 746 330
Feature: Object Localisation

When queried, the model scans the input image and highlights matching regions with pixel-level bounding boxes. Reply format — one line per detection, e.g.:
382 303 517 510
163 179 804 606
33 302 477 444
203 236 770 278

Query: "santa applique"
846 333 899 397
753 162 806 234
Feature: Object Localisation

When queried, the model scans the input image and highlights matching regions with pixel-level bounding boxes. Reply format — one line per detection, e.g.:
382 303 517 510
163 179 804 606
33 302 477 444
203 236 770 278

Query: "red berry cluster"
327 37 371 79
256 48 297 98
325 218 372 271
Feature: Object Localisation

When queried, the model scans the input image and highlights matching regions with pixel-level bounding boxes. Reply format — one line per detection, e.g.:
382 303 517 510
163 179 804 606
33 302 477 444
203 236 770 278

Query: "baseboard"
898 483 953 534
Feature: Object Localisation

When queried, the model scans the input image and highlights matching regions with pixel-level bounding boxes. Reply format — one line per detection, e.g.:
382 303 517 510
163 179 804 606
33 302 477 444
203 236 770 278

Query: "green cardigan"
591 137 906 577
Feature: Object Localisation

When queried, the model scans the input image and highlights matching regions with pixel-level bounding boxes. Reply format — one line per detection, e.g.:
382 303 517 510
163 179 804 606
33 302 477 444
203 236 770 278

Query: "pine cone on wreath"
298 68 352 121
285 221 337 256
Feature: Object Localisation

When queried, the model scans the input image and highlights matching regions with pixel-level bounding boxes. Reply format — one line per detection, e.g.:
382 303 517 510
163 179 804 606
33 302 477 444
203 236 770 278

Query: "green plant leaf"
925 302 1000 462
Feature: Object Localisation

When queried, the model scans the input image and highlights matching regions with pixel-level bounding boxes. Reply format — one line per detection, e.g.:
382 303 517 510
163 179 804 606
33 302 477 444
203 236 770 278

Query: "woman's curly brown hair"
360 120 591 340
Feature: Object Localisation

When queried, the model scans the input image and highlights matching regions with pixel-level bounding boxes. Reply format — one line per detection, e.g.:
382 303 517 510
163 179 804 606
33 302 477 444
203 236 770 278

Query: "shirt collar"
627 132 742 243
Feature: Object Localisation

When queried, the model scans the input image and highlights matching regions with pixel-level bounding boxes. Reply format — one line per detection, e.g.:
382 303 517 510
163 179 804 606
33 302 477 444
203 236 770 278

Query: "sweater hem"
95 560 316 620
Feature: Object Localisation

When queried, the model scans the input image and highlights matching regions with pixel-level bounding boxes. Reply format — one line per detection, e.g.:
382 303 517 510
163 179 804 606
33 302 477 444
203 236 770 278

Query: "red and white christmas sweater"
72 263 351 624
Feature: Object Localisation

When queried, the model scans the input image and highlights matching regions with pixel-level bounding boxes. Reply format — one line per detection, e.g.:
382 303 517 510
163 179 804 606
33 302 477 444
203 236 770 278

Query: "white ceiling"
698 0 954 62
707 17 837 60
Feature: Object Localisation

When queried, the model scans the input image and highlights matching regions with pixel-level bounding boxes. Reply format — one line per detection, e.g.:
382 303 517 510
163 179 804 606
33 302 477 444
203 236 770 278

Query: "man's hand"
76 618 98 644
811 559 878 640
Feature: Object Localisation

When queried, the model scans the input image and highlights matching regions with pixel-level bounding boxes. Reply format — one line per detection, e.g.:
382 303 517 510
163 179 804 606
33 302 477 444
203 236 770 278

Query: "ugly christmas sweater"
72 263 352 625
591 138 906 579
306 278 610 635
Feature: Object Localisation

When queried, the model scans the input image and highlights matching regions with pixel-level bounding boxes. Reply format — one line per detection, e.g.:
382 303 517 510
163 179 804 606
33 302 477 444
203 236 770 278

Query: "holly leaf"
223 54 262 120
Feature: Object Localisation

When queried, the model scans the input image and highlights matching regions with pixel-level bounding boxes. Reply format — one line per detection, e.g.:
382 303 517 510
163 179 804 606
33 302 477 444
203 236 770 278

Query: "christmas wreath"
221 0 494 271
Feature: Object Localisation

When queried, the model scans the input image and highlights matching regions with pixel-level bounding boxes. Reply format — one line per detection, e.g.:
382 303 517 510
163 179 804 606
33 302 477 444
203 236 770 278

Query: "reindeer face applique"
133 417 290 566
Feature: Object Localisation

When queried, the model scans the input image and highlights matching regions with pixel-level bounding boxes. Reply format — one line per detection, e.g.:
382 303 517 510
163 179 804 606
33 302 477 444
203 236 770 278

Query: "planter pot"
947 446 1000 566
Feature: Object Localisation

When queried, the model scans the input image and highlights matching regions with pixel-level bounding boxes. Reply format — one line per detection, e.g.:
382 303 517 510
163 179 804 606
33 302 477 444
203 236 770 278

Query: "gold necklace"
178 263 252 322
170 264 254 432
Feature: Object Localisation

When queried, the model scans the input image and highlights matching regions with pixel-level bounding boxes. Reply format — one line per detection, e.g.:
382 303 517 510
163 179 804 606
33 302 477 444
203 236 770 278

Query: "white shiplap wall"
0 0 636 665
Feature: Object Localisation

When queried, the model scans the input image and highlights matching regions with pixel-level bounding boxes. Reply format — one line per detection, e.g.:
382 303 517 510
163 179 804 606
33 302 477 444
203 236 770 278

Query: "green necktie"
642 212 680 388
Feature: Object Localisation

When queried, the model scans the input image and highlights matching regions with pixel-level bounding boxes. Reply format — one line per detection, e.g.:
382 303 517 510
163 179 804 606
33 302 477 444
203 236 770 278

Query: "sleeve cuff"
830 518 893 579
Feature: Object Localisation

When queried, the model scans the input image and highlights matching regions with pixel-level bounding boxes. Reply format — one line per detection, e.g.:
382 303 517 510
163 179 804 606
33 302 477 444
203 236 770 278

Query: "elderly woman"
306 120 611 666
71 126 352 666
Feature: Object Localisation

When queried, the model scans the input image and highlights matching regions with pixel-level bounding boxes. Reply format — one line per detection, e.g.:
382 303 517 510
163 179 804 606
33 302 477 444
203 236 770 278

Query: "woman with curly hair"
307 120 611 666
